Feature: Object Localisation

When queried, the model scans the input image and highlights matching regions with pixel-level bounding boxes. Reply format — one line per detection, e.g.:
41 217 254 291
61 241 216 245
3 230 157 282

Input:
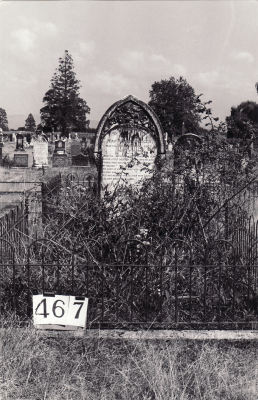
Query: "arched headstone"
94 95 165 193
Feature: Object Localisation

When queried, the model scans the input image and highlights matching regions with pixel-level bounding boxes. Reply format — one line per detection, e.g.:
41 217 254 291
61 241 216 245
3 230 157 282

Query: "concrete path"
30 328 258 340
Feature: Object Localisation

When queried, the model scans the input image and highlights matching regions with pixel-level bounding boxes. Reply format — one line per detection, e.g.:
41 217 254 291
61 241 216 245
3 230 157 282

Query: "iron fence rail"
1 238 258 329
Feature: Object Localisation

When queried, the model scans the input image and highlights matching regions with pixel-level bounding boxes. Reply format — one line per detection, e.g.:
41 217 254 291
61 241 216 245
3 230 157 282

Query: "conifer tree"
25 113 36 131
40 50 90 136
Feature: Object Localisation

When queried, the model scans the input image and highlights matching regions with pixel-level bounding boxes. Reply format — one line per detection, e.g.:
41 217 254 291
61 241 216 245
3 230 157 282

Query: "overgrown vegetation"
1 101 258 326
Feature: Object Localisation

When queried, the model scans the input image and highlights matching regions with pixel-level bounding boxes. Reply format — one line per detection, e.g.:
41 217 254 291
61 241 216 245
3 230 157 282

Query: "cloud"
89 71 130 95
195 67 255 93
10 20 57 55
196 70 220 88
11 29 36 52
36 21 57 36
120 51 145 73
119 50 187 77
18 16 57 36
1 69 37 89
79 41 96 58
73 41 96 67
235 52 254 63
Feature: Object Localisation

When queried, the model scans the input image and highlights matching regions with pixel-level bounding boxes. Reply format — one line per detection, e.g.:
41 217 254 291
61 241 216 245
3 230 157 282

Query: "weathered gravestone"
13 133 28 166
70 141 81 157
14 154 28 167
94 95 165 193
52 138 68 167
33 134 49 168
72 153 88 166
15 133 25 151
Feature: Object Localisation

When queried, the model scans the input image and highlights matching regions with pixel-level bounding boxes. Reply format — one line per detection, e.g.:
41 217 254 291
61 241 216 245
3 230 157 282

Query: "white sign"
33 294 88 330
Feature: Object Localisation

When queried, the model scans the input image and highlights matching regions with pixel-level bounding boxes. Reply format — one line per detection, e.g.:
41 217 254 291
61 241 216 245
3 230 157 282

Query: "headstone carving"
94 95 165 193
33 134 49 168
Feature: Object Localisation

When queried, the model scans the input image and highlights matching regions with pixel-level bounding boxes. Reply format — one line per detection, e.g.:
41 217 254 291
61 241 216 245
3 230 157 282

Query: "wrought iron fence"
41 173 62 219
0 174 62 245
1 238 258 329
0 201 29 245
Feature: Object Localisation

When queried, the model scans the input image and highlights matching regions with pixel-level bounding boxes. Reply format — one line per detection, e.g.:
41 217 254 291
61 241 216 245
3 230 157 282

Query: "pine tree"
40 50 90 136
0 108 9 131
25 113 36 131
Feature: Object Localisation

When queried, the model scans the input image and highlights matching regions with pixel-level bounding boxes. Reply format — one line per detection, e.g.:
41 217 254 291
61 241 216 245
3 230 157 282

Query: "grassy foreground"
0 319 257 400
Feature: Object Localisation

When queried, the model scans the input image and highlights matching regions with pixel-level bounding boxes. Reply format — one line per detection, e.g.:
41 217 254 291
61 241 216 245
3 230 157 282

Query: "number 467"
35 298 84 319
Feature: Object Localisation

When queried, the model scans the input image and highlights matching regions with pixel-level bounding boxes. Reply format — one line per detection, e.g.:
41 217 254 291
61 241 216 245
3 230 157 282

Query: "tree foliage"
25 113 36 131
148 77 203 140
40 50 90 136
0 107 9 131
226 101 258 139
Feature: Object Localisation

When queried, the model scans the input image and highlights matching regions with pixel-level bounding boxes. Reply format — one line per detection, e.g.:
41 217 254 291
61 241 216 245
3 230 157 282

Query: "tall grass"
1 317 257 399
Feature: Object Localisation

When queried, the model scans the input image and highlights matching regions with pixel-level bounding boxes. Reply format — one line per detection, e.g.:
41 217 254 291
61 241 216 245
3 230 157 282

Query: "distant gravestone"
72 153 88 166
52 138 67 167
70 142 81 157
14 154 28 167
94 95 165 192
52 153 68 167
15 133 24 151
54 139 66 154
33 135 49 168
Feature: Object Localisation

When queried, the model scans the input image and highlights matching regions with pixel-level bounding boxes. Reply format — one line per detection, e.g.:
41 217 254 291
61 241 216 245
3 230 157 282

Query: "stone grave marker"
15 133 24 151
52 138 68 167
33 134 49 168
94 95 165 193
52 153 68 167
14 154 29 167
70 142 81 157
72 153 88 166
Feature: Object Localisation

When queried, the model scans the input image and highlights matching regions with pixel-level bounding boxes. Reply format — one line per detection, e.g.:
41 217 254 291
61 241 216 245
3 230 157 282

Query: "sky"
0 1 257 129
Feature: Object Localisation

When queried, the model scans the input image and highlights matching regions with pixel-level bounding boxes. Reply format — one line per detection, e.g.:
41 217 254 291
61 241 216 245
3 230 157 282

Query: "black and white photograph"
0 1 258 399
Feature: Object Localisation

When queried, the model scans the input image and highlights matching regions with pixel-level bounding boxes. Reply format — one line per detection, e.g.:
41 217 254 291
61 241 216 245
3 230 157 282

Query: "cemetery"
1 93 258 399
1 2 258 398
1 94 258 333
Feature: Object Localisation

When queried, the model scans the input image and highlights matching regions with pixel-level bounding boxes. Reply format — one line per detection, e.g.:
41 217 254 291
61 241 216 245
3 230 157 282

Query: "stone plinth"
72 153 88 166
14 153 29 167
70 142 81 157
52 153 68 167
